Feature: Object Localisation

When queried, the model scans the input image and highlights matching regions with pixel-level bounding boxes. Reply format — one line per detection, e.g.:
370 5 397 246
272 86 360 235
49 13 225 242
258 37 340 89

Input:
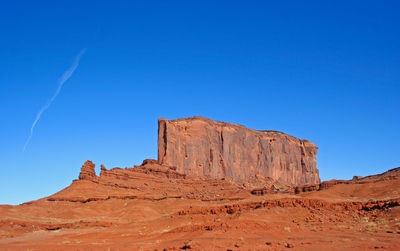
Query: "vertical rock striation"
78 160 97 181
158 117 320 186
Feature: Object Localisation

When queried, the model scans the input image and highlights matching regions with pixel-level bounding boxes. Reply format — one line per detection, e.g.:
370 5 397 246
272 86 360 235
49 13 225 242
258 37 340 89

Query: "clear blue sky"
0 1 399 205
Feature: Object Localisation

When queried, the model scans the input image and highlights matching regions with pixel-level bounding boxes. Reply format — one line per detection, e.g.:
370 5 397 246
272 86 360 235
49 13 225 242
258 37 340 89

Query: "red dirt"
0 160 399 250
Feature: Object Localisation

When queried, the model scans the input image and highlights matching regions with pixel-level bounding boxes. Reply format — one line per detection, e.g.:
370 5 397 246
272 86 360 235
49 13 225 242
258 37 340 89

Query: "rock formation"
158 116 320 186
78 160 97 181
2 118 400 250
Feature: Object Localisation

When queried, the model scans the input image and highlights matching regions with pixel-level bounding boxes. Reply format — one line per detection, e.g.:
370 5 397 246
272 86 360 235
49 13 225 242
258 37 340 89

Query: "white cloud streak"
23 49 86 152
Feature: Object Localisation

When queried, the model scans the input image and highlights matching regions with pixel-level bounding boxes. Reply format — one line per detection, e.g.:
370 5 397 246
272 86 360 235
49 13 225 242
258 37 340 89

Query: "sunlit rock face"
78 160 97 181
158 117 320 186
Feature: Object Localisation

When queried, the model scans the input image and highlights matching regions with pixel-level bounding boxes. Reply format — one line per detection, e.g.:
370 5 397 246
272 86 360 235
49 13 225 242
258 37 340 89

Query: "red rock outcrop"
52 159 247 203
294 167 400 194
78 160 97 181
158 117 320 186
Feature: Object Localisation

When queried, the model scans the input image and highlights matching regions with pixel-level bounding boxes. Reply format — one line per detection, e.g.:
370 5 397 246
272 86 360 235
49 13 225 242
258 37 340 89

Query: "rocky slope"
158 117 320 186
0 161 399 250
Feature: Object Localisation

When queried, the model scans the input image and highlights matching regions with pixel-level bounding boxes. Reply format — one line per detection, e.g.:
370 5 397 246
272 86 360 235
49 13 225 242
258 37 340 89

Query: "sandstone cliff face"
158 117 320 186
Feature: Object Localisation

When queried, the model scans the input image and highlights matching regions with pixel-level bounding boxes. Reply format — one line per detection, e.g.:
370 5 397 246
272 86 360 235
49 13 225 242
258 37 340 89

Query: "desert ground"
0 160 399 250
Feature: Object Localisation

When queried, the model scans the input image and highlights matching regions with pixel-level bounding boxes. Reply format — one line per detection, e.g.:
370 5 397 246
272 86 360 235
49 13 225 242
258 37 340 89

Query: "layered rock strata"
158 117 320 186
78 160 97 181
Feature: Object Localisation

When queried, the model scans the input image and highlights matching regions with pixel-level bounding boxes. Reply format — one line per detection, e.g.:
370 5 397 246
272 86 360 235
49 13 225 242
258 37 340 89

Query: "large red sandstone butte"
1 117 400 250
158 117 320 186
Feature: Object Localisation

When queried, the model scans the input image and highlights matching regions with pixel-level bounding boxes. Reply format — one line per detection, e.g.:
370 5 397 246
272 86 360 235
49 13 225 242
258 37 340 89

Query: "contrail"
23 49 86 152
